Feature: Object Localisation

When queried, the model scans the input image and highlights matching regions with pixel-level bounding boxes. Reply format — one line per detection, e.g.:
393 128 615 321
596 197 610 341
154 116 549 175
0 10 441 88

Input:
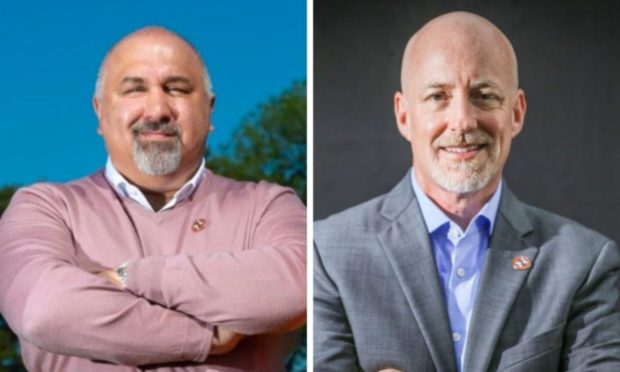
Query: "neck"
415 169 500 230
140 189 174 211
112 157 203 211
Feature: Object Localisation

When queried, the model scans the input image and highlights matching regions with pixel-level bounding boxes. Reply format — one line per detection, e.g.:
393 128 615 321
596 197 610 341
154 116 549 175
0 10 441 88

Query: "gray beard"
132 138 181 176
131 120 182 176
430 129 499 195
429 156 499 195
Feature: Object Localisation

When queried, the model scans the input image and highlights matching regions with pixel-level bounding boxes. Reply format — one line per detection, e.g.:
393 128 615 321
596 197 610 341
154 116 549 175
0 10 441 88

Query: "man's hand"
98 269 123 289
210 326 244 355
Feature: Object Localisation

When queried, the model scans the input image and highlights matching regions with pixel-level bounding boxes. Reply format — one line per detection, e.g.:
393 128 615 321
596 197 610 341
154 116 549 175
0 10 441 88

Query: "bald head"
95 27 213 100
401 12 518 96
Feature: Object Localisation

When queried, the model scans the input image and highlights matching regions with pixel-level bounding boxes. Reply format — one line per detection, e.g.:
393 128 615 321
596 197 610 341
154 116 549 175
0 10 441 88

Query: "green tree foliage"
207 81 306 202
0 187 17 216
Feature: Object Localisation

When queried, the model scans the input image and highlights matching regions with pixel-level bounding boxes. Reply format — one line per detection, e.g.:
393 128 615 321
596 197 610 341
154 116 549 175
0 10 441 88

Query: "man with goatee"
0 27 306 371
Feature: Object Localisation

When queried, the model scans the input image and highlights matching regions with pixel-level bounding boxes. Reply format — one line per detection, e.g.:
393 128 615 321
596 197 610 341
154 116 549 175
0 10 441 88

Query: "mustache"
131 120 180 137
432 129 493 149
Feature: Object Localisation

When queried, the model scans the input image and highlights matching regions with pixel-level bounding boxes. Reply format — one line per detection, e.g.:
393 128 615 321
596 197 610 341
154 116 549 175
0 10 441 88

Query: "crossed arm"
0 185 306 366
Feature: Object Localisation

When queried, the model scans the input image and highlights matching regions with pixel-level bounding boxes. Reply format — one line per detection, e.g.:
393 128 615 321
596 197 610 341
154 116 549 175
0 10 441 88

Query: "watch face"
117 263 128 288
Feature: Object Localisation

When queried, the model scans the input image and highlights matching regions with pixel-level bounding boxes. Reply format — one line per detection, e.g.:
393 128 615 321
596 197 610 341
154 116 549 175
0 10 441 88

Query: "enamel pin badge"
511 256 532 271
191 218 207 232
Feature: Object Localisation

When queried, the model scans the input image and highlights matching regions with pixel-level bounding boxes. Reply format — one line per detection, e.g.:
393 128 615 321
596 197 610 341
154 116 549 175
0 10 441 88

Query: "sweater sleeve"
124 185 307 335
0 186 212 366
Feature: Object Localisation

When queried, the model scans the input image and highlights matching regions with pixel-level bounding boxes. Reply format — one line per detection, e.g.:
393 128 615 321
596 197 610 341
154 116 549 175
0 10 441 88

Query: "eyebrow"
164 76 193 85
424 82 453 90
424 80 502 90
120 76 145 86
470 80 501 90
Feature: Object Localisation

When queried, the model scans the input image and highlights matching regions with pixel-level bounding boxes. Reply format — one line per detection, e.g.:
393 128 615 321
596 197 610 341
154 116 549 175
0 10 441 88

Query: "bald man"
314 12 620 371
0 27 306 371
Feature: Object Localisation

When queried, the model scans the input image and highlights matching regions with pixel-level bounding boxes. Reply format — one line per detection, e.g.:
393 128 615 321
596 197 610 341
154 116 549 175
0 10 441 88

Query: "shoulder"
207 171 289 197
314 192 392 249
1 172 110 230
315 173 414 250
203 171 305 212
8 172 107 211
519 202 613 254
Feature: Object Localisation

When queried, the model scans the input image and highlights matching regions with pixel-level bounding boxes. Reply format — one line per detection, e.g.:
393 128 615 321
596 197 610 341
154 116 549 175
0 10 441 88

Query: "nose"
447 93 477 132
143 89 173 123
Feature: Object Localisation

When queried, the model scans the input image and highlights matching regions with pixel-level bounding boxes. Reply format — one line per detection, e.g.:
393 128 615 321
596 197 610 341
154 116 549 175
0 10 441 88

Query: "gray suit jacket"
314 173 620 371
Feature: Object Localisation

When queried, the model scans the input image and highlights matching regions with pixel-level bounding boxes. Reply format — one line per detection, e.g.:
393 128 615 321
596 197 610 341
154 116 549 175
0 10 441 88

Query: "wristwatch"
116 262 129 288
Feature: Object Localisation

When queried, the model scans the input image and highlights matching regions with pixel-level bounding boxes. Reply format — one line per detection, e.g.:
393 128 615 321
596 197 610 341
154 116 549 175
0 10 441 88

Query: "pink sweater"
0 170 306 371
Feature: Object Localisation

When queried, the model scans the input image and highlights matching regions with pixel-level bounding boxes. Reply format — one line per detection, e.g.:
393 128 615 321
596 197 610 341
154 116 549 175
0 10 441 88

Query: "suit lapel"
463 186 538 372
377 175 458 372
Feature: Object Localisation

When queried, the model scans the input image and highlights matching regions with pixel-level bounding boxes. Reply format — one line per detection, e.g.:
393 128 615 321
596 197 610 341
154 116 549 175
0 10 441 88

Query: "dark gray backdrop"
315 0 620 244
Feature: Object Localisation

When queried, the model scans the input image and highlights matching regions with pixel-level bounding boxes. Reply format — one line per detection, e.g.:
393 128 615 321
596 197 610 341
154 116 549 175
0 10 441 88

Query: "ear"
394 91 412 141
93 97 103 135
206 95 216 132
511 89 527 137
209 95 216 109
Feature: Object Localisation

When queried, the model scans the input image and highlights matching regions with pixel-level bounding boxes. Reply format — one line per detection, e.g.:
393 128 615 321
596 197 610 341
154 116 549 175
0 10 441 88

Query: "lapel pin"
511 256 532 271
191 218 207 232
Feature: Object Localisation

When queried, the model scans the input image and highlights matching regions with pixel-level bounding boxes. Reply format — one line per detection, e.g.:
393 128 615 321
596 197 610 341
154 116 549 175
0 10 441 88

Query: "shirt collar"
409 167 502 235
104 157 206 212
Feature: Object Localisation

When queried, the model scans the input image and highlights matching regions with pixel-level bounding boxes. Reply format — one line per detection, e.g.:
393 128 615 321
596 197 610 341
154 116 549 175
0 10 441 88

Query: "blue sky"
0 1 306 186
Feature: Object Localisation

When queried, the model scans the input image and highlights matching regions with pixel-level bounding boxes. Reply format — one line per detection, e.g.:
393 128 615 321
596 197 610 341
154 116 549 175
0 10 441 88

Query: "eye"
165 86 192 96
478 93 499 100
471 91 503 109
426 92 449 102
123 86 146 95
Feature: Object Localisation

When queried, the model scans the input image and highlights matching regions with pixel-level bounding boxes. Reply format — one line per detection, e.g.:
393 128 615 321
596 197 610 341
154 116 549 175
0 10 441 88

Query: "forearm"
123 190 307 335
0 189 212 365
125 243 306 335
6 262 212 366
99 269 244 358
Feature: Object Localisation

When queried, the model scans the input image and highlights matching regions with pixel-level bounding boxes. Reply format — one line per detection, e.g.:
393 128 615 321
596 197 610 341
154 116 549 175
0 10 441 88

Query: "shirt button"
448 228 458 239
452 332 462 342
456 267 466 278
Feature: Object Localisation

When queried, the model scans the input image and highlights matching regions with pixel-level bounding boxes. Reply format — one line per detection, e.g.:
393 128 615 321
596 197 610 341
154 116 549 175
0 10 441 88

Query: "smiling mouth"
440 144 488 159
442 144 485 153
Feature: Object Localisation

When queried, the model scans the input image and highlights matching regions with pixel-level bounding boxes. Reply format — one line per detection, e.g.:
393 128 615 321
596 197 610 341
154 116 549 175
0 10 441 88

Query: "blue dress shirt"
410 169 502 371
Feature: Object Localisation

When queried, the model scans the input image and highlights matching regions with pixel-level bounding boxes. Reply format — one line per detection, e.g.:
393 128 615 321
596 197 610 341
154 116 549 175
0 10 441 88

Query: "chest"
66 197 259 267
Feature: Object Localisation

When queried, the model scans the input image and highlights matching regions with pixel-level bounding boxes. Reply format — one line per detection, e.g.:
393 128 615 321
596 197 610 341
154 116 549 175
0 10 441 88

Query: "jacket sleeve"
562 240 620 370
0 186 213 366
123 187 307 335
313 236 361 371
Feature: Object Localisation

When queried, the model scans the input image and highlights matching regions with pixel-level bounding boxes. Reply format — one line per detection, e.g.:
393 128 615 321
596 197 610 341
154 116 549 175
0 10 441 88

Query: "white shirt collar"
409 167 502 235
104 157 206 212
